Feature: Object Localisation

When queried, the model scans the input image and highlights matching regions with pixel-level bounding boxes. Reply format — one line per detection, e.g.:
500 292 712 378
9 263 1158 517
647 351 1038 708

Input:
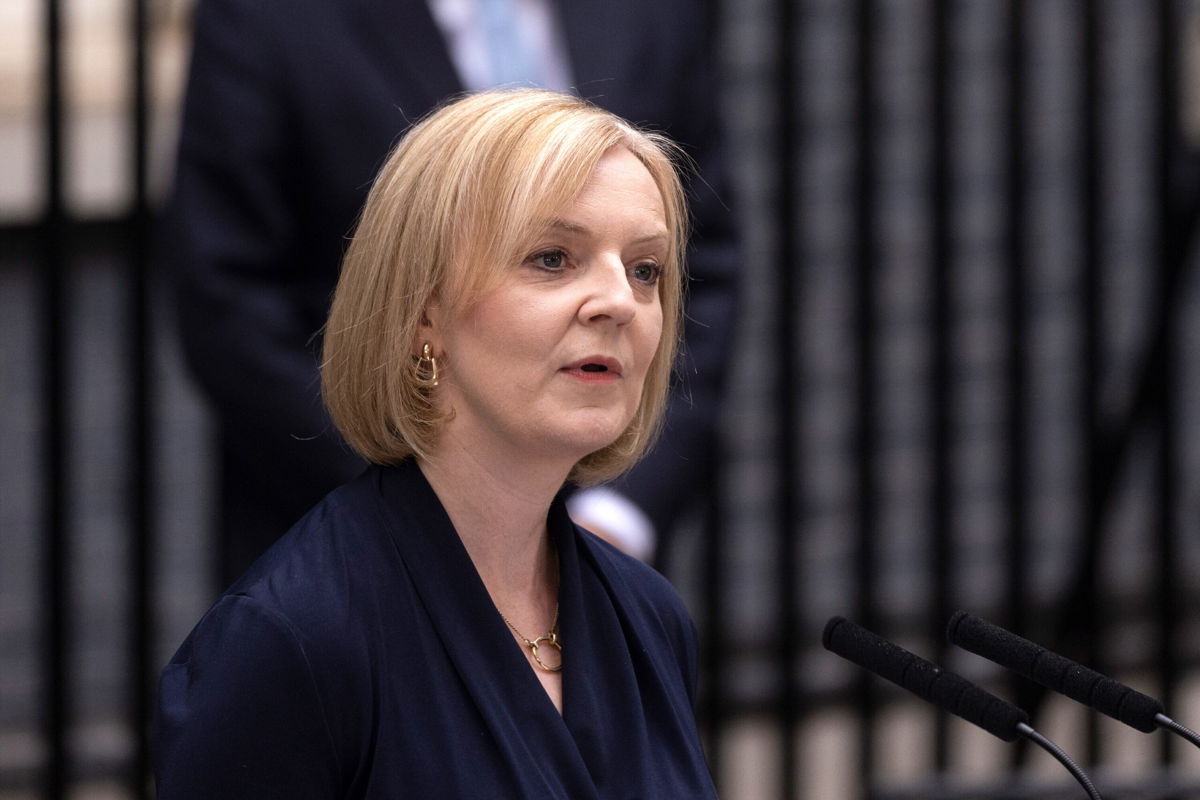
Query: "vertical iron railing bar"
929 0 953 771
699 461 729 789
39 0 69 795
126 0 154 795
1152 0 1180 771
852 0 880 792
1079 0 1104 765
696 0 736 787
1002 0 1033 771
772 0 801 796
772 0 801 797
1032 0 1108 767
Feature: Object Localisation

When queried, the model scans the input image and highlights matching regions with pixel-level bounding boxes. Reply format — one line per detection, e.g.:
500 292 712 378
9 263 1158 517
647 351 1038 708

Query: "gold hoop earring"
415 342 439 388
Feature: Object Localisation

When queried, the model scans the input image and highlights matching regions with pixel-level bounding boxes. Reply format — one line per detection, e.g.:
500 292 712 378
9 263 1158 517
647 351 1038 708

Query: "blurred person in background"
165 0 739 586
155 89 718 798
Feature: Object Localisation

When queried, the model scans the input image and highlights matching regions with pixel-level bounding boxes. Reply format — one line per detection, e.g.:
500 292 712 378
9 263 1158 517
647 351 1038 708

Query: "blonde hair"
322 88 689 485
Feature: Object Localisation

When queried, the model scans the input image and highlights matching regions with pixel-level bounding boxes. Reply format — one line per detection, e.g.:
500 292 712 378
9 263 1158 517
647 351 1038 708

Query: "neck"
417 435 568 710
416 437 568 602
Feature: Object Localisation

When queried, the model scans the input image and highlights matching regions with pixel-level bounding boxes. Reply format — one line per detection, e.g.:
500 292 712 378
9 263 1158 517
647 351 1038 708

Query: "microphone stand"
1156 713 1200 749
1016 723 1103 800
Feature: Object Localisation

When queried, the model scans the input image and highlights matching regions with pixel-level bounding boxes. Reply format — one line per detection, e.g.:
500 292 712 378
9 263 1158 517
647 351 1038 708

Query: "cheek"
463 295 563 361
640 307 665 359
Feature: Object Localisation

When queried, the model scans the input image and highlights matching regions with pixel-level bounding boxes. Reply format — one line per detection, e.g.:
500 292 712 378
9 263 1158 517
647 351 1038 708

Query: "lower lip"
561 367 621 384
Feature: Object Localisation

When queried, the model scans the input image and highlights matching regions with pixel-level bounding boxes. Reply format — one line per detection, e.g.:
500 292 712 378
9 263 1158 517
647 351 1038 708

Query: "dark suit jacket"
154 461 718 798
166 0 740 580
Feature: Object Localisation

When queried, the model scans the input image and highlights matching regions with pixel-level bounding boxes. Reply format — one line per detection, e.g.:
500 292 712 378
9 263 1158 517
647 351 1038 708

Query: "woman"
153 89 717 798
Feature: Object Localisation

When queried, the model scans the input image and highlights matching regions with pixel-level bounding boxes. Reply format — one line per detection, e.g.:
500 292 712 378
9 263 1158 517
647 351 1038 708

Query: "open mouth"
566 357 621 378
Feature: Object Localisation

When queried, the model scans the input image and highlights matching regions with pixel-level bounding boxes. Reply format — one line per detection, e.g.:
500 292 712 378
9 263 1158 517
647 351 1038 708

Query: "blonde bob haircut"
322 88 689 486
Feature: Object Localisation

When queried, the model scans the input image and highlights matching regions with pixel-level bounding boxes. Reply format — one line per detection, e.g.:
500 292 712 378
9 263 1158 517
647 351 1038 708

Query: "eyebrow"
544 218 669 247
546 219 588 235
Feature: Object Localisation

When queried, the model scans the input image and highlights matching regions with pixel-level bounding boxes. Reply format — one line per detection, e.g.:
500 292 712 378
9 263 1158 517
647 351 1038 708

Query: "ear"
412 300 442 357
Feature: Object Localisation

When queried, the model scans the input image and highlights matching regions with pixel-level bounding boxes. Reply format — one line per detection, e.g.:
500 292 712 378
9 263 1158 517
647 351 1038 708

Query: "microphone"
947 610 1200 748
823 616 1104 799
824 616 1027 739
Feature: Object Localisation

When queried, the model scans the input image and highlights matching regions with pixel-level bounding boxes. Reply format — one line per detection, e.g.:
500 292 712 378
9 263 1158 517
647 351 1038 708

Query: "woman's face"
429 146 667 472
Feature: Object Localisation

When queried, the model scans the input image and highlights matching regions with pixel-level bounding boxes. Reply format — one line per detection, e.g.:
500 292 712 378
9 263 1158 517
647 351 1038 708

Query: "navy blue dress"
154 461 717 798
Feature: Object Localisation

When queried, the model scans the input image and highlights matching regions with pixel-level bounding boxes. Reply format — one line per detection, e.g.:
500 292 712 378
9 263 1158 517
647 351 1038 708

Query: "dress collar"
371 462 600 797
369 460 691 796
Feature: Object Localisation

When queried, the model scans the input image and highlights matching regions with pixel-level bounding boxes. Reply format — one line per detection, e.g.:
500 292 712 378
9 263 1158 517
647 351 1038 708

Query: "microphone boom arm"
1017 722 1103 800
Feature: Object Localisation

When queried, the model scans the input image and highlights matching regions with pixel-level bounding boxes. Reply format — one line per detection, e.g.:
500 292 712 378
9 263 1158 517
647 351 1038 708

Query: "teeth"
581 364 607 372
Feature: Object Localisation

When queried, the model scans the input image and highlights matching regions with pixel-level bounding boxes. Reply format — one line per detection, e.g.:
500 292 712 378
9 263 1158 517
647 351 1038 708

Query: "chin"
561 431 624 461
546 412 630 459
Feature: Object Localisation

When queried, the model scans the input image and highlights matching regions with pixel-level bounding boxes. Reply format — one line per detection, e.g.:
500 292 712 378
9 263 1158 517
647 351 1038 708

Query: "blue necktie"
478 0 540 86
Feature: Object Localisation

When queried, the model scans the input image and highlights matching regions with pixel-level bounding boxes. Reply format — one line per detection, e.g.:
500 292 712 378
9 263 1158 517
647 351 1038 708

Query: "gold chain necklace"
499 604 562 672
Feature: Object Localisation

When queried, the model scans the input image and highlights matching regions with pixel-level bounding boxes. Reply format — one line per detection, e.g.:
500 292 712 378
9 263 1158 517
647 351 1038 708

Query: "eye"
530 249 567 271
630 262 662 286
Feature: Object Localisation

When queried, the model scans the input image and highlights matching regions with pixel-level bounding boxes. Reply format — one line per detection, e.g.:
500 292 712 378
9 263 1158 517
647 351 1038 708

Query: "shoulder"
579 530 689 616
156 592 344 796
187 470 395 671
156 474 404 794
227 478 376 609
162 479 384 706
216 470 408 660
575 529 701 691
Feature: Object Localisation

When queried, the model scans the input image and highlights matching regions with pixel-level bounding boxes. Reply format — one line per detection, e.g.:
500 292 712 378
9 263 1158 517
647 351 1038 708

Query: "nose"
579 257 638 326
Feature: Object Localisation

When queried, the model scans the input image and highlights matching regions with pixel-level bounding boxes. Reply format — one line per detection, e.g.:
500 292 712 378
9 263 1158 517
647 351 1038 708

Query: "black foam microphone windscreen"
823 616 1029 741
947 610 1164 732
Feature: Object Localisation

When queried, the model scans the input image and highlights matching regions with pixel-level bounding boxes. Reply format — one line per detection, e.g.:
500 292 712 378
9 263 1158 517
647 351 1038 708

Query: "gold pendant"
529 632 562 672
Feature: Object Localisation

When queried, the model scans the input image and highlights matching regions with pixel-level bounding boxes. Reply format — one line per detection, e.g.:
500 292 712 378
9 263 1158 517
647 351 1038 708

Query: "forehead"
536 148 669 238
574 147 665 207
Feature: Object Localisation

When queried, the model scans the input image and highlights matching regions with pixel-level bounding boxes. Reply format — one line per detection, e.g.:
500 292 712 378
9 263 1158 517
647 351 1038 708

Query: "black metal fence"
4 1 1199 798
10 0 156 797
